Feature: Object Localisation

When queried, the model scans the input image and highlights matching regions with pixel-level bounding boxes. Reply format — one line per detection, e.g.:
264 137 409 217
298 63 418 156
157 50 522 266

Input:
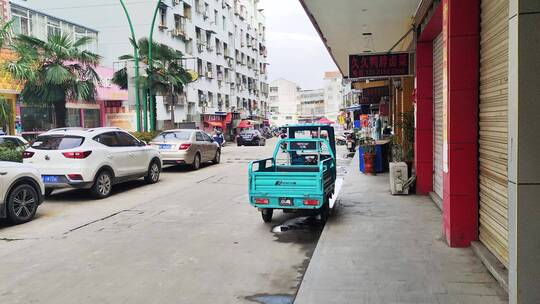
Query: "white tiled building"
11 0 269 129
323 71 343 122
297 89 324 123
268 78 300 127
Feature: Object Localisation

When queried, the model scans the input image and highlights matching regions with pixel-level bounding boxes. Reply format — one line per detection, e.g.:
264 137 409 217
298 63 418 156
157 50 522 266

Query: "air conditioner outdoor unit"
389 162 409 195
174 29 185 37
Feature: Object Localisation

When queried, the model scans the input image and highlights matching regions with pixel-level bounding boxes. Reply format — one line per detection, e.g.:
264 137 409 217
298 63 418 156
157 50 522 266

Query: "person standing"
374 114 382 140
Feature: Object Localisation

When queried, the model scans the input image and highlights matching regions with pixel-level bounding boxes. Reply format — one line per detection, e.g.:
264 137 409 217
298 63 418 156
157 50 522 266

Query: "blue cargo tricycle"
248 124 336 222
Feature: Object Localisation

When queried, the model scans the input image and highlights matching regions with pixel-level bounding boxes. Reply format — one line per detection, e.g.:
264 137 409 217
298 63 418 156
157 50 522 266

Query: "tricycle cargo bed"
248 127 338 222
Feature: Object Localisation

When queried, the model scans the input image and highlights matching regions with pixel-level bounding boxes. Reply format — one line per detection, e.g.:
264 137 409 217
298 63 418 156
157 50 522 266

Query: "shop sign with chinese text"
349 52 412 79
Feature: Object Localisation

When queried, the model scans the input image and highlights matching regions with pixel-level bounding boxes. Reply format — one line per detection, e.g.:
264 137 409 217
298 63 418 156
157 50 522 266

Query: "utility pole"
119 0 142 132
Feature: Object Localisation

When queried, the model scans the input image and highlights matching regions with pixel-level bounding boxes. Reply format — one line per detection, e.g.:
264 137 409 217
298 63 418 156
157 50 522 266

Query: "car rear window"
32 135 85 150
153 131 192 141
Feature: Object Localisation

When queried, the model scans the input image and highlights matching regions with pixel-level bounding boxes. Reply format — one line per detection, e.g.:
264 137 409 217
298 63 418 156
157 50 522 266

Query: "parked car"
0 161 44 224
149 129 220 170
23 127 162 199
237 130 266 146
0 135 29 148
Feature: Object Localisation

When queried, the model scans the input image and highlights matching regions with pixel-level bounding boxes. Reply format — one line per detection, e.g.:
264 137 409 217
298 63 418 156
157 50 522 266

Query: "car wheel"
237 142 242 146
192 153 201 170
6 184 39 224
213 150 221 164
144 160 161 184
91 170 113 199
261 209 273 223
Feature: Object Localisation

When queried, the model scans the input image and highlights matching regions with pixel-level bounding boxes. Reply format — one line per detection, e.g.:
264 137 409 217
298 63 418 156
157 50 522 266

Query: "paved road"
0 138 348 304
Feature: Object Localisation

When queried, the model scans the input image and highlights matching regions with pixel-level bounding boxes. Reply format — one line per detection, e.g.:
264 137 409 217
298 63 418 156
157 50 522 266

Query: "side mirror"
139 140 147 146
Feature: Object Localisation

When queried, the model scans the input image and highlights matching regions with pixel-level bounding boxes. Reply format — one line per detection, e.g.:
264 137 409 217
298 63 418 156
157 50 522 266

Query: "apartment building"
268 78 301 127
297 89 324 123
323 71 343 122
5 2 107 132
11 0 269 131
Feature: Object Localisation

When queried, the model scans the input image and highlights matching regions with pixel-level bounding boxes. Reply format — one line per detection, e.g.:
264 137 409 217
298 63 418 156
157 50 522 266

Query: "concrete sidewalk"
294 155 508 304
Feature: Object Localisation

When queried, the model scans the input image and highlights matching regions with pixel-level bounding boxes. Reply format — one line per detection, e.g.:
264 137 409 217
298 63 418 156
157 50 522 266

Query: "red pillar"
414 42 434 195
442 0 479 247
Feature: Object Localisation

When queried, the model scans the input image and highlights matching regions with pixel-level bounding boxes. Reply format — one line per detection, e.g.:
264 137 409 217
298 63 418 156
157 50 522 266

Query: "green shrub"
130 131 160 143
0 146 22 162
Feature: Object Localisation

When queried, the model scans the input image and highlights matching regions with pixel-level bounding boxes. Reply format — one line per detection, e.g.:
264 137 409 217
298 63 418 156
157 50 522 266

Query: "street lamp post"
147 0 162 131
119 0 142 132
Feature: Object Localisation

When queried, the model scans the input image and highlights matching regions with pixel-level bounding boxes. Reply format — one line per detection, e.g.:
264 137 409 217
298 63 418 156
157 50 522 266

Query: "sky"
260 0 338 90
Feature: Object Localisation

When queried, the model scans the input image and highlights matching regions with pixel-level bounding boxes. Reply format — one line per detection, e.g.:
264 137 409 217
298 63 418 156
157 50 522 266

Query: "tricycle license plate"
279 198 293 206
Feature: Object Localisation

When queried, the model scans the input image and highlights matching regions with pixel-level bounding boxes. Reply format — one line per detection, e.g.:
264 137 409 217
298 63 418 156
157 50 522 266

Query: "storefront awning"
299 0 419 76
237 120 252 129
205 121 223 127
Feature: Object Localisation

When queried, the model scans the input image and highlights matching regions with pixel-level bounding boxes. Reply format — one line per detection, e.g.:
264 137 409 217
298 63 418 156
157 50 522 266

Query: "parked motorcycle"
336 134 347 146
346 133 356 153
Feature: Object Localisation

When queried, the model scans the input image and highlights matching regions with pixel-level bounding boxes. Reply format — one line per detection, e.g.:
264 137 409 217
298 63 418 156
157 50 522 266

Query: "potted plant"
359 137 376 175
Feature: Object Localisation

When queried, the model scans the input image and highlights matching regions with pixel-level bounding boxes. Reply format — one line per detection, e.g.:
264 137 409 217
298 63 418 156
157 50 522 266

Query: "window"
11 8 30 35
83 109 101 128
159 7 167 28
214 9 218 25
47 19 61 38
206 62 213 76
153 131 193 141
270 87 278 93
0 137 22 147
183 3 192 19
208 92 214 107
174 14 182 31
116 132 140 147
197 59 204 75
94 132 119 147
32 135 85 150
222 16 226 31
202 133 213 142
196 132 204 141
285 116 293 120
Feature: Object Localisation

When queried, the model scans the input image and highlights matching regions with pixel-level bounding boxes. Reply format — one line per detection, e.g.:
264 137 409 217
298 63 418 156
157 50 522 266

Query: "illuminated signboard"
349 52 412 79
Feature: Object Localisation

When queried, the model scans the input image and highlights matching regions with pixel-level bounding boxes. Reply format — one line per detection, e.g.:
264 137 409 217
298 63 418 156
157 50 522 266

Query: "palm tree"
5 33 101 128
0 96 11 133
112 38 193 129
0 20 13 49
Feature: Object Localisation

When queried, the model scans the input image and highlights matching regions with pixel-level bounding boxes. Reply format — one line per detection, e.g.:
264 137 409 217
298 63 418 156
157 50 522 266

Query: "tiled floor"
294 156 508 304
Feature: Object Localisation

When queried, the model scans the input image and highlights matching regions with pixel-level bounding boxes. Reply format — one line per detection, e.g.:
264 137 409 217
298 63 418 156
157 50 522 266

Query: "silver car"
150 129 221 170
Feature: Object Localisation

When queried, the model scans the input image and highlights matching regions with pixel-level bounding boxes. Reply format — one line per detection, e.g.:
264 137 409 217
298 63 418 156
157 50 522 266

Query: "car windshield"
31 135 85 150
153 131 192 141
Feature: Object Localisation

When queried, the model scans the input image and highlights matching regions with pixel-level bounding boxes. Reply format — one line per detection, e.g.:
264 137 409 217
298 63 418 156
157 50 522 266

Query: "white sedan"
0 161 45 224
23 127 162 199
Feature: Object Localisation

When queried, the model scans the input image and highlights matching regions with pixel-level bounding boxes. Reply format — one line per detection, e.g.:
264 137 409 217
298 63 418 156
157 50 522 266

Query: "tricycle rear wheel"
261 209 273 223
319 199 330 223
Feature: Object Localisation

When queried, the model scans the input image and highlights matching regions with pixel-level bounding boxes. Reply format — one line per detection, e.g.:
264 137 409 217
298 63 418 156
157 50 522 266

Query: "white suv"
0 161 45 224
23 128 162 199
